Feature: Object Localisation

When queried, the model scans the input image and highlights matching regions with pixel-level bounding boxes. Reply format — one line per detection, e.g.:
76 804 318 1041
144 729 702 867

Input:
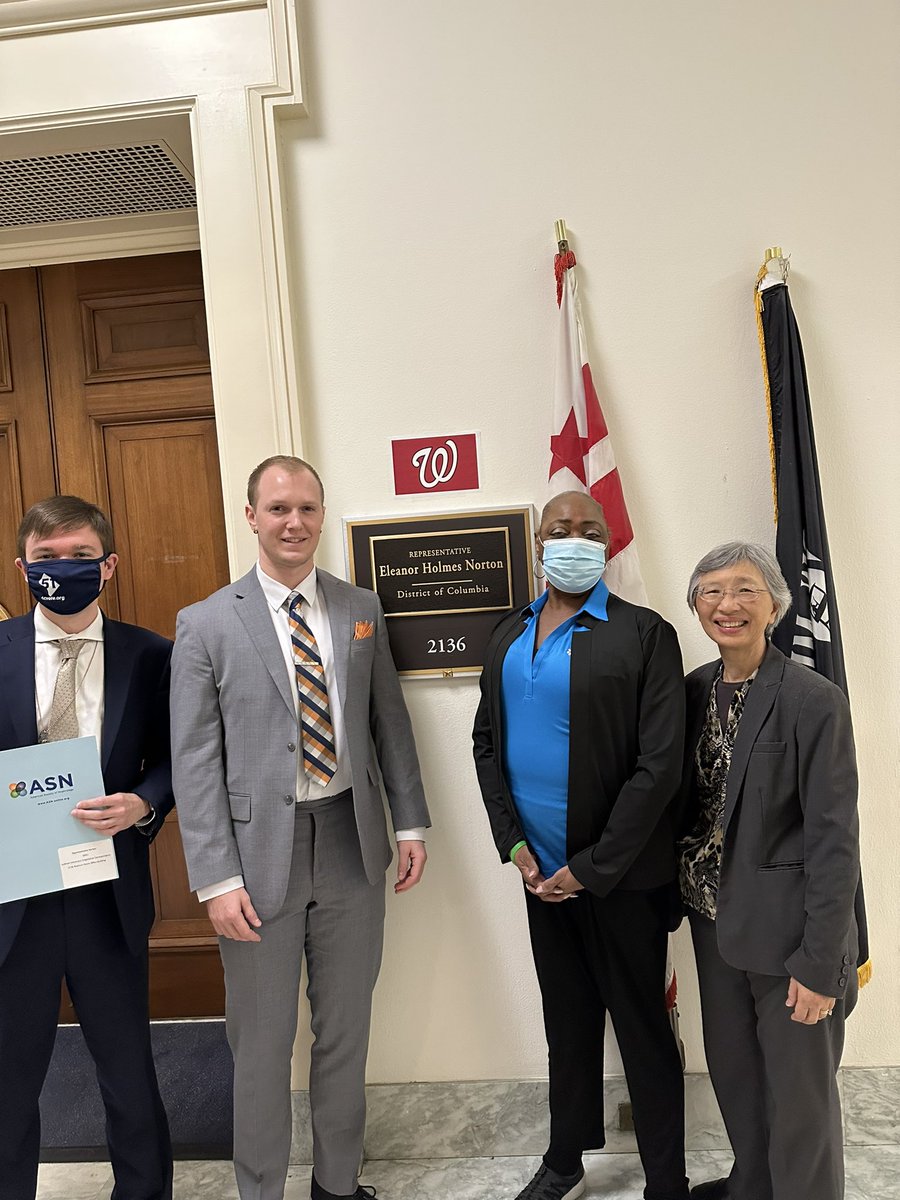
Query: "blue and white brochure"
0 736 118 903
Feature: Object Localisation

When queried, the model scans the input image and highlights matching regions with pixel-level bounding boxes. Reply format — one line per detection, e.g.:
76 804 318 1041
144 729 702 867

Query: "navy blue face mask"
24 555 109 615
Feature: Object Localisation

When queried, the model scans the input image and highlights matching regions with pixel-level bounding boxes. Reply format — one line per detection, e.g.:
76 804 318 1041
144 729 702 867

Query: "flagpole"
546 219 678 1056
755 248 870 986
762 245 789 284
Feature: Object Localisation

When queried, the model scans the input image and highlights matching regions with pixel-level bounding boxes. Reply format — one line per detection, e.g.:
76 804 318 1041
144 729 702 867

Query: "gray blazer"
681 642 861 998
171 566 429 917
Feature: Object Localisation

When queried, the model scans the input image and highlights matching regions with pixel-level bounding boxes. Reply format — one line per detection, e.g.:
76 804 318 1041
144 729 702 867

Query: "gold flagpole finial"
762 246 790 285
555 219 568 251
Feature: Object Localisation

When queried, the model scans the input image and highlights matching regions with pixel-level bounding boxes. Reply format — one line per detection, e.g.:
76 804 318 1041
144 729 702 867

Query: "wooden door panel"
102 417 228 639
0 271 57 618
0 422 26 619
148 809 225 1019
39 252 229 1018
0 300 11 389
81 288 209 382
41 258 216 511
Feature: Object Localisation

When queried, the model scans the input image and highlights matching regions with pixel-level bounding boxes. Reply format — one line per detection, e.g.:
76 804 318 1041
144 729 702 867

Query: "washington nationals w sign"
391 433 480 496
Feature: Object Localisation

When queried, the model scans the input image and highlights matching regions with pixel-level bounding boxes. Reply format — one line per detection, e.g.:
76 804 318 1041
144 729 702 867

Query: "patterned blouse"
678 667 755 919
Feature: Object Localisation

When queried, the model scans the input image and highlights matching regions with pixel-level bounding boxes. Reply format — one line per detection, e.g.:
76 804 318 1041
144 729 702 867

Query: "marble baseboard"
287 1067 900 1164
843 1067 900 1147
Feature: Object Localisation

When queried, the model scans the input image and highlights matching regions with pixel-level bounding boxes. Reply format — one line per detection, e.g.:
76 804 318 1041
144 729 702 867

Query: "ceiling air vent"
0 143 197 228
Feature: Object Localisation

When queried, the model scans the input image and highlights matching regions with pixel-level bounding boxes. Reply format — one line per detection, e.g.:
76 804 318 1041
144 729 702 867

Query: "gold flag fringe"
755 262 779 524
858 959 873 989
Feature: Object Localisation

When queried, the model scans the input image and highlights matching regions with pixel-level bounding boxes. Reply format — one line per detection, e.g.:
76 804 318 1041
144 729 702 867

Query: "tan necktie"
43 639 88 743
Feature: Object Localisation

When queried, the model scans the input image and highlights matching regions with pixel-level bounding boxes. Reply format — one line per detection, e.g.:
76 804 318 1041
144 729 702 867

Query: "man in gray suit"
171 455 430 1200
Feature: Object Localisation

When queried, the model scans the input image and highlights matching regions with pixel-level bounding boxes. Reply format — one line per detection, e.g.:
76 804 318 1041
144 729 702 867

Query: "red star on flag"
549 407 591 484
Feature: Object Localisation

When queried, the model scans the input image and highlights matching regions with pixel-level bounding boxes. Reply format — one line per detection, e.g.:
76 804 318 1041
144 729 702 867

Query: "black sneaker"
514 1163 586 1200
690 1180 729 1200
310 1175 376 1199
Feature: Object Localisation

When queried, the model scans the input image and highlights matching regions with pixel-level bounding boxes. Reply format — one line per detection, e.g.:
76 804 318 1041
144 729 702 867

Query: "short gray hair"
687 541 792 629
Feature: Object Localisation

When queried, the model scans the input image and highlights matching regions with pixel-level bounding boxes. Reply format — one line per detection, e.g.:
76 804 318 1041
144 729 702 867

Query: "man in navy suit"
0 496 173 1200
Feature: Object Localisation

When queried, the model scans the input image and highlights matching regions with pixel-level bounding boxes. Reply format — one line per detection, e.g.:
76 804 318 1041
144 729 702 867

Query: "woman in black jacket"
679 541 863 1200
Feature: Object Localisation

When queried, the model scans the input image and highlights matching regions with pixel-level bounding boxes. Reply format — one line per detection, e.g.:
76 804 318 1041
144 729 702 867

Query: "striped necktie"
287 591 337 784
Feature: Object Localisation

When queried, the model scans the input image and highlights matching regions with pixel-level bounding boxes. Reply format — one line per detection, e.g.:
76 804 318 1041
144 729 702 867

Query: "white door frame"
0 0 307 576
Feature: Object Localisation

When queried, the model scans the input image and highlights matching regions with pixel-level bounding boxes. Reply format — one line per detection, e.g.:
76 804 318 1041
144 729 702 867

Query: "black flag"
758 280 847 690
757 271 869 981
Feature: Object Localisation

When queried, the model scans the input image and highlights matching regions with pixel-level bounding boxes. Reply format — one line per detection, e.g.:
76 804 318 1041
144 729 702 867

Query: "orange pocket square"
353 620 374 640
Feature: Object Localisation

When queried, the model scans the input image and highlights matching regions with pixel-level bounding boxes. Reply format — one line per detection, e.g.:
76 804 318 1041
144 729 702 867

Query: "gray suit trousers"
689 910 853 1200
220 794 385 1200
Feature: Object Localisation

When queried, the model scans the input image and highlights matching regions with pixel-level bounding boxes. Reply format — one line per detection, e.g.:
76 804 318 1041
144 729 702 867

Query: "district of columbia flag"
549 241 679 1026
549 250 647 606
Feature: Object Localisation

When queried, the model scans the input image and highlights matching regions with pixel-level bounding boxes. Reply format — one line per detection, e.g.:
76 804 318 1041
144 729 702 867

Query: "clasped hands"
513 845 583 902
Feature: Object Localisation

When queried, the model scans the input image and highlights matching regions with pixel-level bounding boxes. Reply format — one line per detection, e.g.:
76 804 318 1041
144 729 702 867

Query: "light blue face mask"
540 537 607 594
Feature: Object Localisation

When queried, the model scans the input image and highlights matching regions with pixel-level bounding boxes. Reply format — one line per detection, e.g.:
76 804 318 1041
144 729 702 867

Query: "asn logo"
7 774 74 798
38 573 60 598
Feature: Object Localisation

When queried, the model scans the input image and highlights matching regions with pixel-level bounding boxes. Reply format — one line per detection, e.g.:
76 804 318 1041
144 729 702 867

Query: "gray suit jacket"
171 566 429 917
681 642 861 998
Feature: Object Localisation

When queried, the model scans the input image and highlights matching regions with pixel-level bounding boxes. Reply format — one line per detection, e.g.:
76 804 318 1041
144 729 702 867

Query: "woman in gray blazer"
678 542 864 1200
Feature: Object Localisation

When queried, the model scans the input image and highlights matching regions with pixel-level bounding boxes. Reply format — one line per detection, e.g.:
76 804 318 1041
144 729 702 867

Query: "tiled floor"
36 1146 900 1199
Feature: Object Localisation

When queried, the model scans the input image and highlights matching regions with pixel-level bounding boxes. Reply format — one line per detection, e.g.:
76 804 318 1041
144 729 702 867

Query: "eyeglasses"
695 587 770 605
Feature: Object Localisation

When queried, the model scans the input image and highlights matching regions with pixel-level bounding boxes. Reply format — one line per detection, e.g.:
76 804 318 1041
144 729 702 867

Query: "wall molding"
0 0 264 41
0 218 200 270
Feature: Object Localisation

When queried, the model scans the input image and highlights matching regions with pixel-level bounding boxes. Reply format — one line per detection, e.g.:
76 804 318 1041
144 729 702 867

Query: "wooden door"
1 252 228 1017
0 269 57 618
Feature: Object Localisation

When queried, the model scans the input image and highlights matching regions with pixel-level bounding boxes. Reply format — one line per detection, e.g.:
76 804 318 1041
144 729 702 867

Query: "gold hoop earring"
533 558 545 580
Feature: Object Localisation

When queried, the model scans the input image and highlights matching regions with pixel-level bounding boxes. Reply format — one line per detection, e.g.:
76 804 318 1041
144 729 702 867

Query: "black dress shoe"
690 1179 729 1200
310 1175 376 1199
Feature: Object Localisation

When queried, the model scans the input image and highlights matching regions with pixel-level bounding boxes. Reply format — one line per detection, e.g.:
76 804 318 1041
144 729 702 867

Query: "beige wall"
279 0 899 1079
2 0 895 1085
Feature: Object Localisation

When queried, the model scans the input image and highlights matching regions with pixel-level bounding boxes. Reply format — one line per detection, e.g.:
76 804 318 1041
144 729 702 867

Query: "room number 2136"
426 637 467 654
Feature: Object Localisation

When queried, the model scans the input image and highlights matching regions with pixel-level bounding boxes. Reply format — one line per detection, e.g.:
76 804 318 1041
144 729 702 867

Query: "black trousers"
525 885 688 1200
0 885 172 1200
689 910 851 1200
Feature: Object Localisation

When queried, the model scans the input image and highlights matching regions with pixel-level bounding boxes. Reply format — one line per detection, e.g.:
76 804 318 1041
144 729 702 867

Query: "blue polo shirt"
500 579 609 876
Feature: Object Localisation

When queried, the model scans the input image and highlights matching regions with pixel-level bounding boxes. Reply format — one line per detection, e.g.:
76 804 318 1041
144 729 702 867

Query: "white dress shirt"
33 605 155 829
197 564 424 903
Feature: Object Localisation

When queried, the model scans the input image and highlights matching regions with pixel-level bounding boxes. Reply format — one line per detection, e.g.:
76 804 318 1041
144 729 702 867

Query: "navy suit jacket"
0 610 174 966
